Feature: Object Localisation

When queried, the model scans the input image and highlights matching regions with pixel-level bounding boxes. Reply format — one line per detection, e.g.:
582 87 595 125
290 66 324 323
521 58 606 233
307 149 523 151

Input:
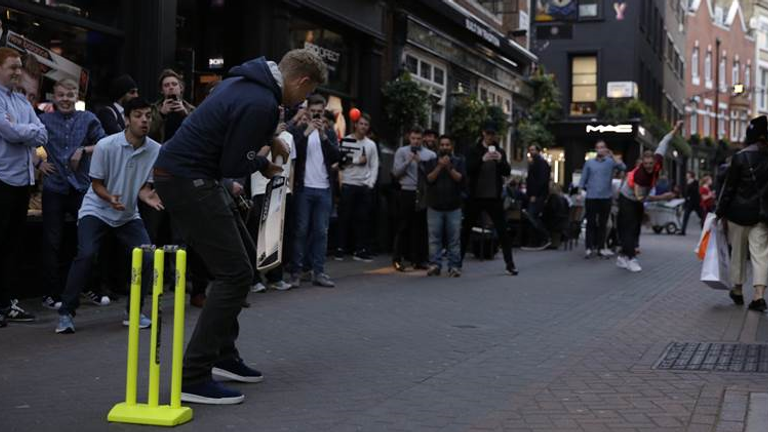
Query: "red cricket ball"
349 108 361 122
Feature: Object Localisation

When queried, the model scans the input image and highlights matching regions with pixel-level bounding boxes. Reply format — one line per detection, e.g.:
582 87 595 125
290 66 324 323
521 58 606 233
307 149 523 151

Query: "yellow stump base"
107 402 193 427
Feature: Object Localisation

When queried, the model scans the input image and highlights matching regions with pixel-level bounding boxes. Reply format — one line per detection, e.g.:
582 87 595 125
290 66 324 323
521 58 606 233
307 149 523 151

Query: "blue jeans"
292 187 332 275
428 208 462 270
59 216 152 316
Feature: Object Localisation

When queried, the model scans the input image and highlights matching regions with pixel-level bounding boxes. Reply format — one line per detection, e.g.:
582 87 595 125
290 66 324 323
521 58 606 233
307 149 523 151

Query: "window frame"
570 55 598 116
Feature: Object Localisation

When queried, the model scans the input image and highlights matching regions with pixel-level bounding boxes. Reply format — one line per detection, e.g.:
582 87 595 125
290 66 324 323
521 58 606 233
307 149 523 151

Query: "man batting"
153 49 327 405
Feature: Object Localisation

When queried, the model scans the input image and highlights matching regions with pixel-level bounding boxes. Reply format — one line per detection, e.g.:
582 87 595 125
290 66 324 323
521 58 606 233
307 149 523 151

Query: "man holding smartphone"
287 94 340 288
461 123 518 275
150 69 195 144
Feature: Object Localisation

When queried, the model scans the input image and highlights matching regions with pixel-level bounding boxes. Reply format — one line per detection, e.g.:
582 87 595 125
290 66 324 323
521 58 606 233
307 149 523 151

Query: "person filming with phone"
150 69 195 144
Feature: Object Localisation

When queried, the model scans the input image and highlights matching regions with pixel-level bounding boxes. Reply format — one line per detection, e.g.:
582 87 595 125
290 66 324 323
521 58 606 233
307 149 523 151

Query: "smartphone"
312 113 321 120
489 146 496 153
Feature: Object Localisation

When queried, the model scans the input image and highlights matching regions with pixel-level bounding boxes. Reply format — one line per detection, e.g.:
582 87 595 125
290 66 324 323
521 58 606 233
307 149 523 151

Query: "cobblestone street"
3 230 768 432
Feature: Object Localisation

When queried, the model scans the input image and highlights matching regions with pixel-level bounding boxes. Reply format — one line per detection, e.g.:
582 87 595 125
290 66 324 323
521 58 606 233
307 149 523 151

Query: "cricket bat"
256 131 292 272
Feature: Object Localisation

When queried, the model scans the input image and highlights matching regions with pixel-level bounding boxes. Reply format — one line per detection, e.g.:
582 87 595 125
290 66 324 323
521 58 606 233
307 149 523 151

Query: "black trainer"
729 290 745 306
212 359 264 383
748 298 767 312
352 251 373 263
181 380 244 405
412 262 429 270
506 262 519 276
333 248 345 261
0 311 6 328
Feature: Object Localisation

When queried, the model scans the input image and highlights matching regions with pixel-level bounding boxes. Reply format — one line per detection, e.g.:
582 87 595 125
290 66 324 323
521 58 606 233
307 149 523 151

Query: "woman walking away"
716 116 768 312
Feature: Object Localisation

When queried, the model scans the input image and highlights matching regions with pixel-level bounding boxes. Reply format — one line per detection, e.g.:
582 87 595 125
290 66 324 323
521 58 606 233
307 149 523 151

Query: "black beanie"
109 74 137 101
745 115 768 144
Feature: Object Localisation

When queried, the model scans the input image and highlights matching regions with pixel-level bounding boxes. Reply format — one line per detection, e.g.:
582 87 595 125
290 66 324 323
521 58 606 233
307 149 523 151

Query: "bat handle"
274 155 285 166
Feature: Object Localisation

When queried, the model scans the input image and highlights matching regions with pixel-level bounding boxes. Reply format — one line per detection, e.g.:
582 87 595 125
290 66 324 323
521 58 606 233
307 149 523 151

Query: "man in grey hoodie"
154 49 327 405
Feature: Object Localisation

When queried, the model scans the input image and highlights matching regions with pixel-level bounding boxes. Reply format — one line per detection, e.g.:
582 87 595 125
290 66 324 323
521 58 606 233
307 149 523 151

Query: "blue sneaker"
122 312 151 329
212 359 264 383
56 314 75 334
180 380 244 405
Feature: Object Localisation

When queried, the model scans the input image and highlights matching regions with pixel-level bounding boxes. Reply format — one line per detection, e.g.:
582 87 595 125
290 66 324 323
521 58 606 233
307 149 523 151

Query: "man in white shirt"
334 112 379 262
287 95 340 288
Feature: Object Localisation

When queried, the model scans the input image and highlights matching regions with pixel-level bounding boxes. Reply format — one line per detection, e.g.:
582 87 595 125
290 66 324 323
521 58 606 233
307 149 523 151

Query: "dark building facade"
175 0 386 140
531 0 683 186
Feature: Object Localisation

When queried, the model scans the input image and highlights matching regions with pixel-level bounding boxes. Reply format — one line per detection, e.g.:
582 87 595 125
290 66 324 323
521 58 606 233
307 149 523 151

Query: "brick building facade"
686 0 754 152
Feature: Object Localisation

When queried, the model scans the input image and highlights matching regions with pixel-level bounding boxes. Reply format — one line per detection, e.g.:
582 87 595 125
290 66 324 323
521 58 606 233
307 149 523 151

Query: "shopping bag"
700 219 730 290
695 213 718 259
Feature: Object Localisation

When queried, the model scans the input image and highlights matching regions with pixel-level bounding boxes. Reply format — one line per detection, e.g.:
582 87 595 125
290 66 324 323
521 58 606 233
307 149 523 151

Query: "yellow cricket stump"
107 246 193 427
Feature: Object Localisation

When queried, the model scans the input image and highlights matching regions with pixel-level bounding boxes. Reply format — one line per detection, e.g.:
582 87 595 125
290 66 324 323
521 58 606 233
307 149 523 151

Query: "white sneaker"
616 255 628 269
599 248 615 257
251 283 266 293
585 249 594 259
268 281 292 291
627 258 642 273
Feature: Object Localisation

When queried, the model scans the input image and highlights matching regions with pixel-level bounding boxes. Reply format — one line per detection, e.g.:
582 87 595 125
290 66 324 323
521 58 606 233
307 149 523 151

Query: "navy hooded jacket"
154 57 280 179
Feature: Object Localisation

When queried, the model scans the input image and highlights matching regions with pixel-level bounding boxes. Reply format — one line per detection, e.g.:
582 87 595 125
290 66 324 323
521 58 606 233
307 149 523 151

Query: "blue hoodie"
154 57 281 179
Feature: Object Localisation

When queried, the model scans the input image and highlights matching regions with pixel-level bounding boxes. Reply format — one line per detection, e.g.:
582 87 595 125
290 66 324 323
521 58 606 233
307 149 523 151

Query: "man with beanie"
97 74 138 135
461 123 518 275
717 115 768 312
153 49 327 405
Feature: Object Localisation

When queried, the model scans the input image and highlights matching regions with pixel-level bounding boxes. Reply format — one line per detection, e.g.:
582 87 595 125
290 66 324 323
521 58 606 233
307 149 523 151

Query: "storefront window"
1 8 122 105
570 55 597 116
289 18 350 95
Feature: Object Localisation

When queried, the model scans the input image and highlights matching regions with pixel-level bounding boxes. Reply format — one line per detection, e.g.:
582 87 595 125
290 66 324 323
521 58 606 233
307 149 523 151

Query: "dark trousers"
41 188 85 300
617 195 644 259
681 204 704 235
337 184 373 254
139 201 207 296
0 180 30 309
155 178 257 385
393 190 428 264
584 198 612 250
527 197 550 244
461 198 515 265
59 216 152 316
246 193 293 284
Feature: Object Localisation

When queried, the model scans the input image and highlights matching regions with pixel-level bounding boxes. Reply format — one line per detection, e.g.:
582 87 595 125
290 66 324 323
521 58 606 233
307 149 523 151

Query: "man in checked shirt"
39 78 106 310
0 47 48 328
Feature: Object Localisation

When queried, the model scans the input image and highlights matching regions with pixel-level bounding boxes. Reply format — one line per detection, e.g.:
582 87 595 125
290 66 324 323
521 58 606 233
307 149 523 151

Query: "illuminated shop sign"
586 124 633 134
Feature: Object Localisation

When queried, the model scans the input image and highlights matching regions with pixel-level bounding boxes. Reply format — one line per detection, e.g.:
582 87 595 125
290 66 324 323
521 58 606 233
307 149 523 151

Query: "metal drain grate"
654 342 768 373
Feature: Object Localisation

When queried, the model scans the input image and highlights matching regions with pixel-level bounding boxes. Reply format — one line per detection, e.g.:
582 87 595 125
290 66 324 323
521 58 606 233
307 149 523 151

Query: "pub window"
570 55 597 116
579 0 599 18
405 55 418 75
420 62 432 80
433 67 445 85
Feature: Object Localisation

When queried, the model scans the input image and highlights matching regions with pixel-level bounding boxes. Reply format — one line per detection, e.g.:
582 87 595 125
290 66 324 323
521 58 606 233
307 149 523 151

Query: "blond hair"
53 78 78 91
279 49 328 84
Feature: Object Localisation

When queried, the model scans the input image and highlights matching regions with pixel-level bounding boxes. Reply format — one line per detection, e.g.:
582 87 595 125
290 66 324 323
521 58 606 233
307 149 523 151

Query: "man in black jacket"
96 74 139 135
460 124 518 275
153 49 325 405
286 94 340 288
716 115 768 312
680 171 702 236
524 144 552 250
